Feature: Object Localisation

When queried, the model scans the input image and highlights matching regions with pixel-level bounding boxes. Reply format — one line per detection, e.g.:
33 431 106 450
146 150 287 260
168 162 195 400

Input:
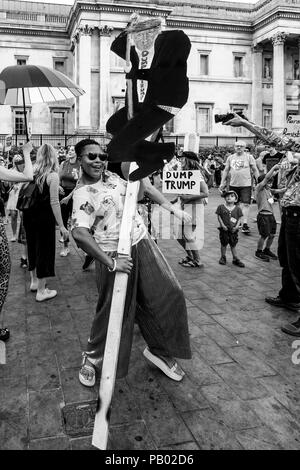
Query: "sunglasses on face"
81 152 108 162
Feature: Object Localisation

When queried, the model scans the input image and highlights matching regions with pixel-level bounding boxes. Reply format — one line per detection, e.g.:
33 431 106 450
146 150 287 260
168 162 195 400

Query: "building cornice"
67 1 173 37
253 10 300 31
167 18 252 34
0 26 69 39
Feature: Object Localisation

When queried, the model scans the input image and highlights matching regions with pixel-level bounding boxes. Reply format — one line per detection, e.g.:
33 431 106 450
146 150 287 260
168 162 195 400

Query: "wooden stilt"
91 166 140 450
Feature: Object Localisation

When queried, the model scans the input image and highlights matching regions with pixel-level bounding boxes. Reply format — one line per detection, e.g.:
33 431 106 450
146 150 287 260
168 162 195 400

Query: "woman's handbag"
16 179 39 211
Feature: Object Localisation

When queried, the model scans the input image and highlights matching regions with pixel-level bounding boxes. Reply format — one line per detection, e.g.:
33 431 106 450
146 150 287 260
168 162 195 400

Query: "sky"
13 0 259 5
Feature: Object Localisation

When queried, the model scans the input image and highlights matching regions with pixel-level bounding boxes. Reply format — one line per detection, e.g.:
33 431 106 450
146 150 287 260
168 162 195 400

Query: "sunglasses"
81 152 108 162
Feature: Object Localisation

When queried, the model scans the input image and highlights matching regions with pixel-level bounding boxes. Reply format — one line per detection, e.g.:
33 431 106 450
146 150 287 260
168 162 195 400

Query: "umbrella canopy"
0 65 84 105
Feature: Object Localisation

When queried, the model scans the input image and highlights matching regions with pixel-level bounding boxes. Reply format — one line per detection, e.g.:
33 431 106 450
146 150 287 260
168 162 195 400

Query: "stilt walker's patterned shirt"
71 171 147 252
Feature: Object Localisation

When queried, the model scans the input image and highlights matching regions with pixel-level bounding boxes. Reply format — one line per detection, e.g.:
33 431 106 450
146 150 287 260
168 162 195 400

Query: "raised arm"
223 113 300 152
0 142 33 182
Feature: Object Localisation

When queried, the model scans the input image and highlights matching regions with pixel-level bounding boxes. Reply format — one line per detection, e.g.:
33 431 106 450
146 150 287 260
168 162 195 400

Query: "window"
15 55 28 66
195 104 213 133
294 60 299 80
53 58 66 74
14 110 28 135
233 56 244 78
230 105 248 134
200 54 209 76
52 111 66 135
263 57 272 79
263 107 272 129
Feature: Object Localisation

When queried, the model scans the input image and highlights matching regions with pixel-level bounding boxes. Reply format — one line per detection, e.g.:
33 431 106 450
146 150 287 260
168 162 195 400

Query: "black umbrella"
0 65 85 141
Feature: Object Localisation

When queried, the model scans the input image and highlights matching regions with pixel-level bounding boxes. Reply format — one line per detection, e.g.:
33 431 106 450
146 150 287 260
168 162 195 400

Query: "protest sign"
162 170 201 194
282 115 300 138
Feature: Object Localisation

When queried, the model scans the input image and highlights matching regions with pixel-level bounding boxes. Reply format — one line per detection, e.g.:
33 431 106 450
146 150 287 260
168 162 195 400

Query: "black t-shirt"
262 152 283 171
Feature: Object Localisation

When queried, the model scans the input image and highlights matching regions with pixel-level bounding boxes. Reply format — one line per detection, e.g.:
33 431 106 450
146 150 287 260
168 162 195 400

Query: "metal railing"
0 133 256 151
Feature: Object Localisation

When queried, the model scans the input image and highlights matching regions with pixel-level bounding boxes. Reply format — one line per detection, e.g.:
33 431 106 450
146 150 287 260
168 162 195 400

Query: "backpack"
16 179 40 211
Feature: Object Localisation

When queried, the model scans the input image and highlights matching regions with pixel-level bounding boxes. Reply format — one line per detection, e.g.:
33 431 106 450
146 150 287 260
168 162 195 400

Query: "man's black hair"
75 139 102 158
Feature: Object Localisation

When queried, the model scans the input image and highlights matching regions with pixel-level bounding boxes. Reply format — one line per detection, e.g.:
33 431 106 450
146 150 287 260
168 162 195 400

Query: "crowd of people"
0 120 299 380
0 14 299 392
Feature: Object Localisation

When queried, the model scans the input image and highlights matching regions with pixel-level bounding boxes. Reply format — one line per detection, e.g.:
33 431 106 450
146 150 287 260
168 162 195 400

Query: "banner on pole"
162 170 201 195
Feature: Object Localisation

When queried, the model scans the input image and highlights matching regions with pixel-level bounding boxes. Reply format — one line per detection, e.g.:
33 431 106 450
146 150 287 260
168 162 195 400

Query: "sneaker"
241 223 251 234
60 247 70 257
36 288 57 302
143 347 185 382
0 327 10 342
281 318 300 337
263 248 278 260
265 296 300 312
59 236 64 243
10 236 16 242
232 258 245 268
219 256 226 265
82 255 94 271
255 250 270 262
20 257 28 269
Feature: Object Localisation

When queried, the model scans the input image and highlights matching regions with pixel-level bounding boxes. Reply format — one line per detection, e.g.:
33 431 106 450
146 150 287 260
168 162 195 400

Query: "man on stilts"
71 14 192 449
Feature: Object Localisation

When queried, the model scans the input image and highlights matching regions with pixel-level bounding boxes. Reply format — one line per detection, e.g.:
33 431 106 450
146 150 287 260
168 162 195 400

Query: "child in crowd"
216 190 245 267
255 164 285 262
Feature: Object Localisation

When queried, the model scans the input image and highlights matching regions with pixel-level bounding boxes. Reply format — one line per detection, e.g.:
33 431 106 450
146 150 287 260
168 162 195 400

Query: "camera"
214 111 248 124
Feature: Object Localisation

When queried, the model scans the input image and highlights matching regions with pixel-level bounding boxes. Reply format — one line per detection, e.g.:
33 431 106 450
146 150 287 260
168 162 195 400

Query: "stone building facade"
1 0 300 142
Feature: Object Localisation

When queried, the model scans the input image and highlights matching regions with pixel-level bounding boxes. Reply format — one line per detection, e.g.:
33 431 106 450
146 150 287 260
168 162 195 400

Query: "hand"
60 226 69 241
22 141 33 154
59 186 65 196
115 256 133 274
219 184 225 193
223 112 246 128
222 226 228 232
173 208 192 223
60 196 70 205
280 161 290 170
232 227 238 233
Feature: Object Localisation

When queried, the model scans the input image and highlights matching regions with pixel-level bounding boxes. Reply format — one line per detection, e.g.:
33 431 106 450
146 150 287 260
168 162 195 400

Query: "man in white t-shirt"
220 140 259 234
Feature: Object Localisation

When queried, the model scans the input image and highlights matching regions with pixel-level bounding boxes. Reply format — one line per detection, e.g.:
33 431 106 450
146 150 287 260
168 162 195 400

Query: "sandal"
0 328 10 342
181 259 202 268
178 257 191 265
78 353 96 387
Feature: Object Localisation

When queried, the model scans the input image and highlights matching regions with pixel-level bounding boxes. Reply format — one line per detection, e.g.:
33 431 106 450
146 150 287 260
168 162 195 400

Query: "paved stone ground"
1 188 300 450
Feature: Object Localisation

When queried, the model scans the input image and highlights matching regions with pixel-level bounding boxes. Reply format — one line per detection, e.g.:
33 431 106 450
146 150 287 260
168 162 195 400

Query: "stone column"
271 32 287 130
99 25 113 132
77 24 93 130
251 44 263 125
